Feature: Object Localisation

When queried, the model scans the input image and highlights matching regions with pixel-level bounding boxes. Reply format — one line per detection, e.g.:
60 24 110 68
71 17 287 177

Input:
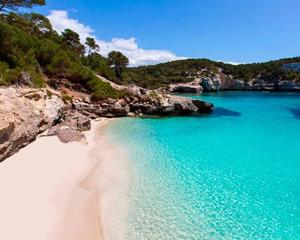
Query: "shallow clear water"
106 92 300 240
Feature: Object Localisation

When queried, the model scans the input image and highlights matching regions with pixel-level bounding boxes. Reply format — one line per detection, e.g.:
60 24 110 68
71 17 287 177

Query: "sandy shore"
0 118 131 240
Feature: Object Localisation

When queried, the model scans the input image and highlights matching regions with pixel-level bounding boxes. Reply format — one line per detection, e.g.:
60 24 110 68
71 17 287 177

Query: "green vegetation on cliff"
0 1 299 93
0 11 125 99
123 57 300 89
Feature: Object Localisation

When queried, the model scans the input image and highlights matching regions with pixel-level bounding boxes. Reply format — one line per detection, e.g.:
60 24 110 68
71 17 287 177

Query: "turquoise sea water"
106 92 300 240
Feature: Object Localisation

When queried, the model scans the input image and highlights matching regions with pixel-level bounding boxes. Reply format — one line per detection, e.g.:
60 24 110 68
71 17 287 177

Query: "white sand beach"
0 118 131 240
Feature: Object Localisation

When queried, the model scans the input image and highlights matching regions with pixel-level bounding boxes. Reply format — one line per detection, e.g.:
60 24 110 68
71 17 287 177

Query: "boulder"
57 127 86 143
158 96 198 115
0 87 64 161
63 112 91 132
77 116 91 131
192 99 214 113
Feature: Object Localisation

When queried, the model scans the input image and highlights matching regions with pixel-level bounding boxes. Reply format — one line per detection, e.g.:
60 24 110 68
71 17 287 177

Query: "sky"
30 0 300 66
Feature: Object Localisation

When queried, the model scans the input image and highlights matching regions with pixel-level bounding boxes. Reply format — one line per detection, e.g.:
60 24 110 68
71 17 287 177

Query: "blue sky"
32 0 300 66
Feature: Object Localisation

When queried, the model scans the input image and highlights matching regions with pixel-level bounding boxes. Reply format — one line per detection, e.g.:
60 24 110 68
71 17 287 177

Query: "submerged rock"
192 99 214 113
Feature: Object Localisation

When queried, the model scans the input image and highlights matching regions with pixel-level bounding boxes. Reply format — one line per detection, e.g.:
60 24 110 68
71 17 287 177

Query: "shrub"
61 94 73 102
0 62 9 85
28 68 44 88
46 51 71 77
46 89 53 98
35 39 60 67
88 75 124 101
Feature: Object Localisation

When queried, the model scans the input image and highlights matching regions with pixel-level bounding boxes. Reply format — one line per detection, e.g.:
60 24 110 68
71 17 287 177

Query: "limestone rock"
57 127 86 143
201 77 221 91
168 83 203 93
0 87 64 161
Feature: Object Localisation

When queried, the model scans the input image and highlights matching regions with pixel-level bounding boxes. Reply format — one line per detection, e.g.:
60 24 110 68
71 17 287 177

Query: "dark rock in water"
192 99 214 113
156 95 214 115
286 107 300 119
168 96 198 114
213 107 241 117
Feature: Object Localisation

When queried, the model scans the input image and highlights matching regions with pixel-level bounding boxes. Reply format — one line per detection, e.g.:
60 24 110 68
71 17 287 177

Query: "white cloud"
47 10 185 66
219 60 243 65
48 10 94 41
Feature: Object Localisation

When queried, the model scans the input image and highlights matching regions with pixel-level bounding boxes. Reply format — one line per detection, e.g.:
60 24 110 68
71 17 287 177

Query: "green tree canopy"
0 0 46 13
85 37 99 55
24 13 52 34
108 51 129 79
61 28 85 56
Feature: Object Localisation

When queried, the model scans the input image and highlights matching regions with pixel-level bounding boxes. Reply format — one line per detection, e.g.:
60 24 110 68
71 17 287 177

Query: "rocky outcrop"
220 77 298 91
72 77 214 117
0 78 214 161
168 81 203 93
0 87 64 161
192 99 214 113
220 77 246 90
277 81 300 91
42 111 91 143
167 76 224 93
165 68 300 92
73 87 214 117
200 77 221 91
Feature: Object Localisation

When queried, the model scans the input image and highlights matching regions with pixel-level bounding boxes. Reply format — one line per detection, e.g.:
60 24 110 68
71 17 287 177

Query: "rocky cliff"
0 88 64 161
167 70 300 93
0 78 214 162
73 77 213 117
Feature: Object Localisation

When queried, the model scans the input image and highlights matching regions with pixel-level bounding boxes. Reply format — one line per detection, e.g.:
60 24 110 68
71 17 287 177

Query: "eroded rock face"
200 78 221 91
168 83 203 93
73 78 214 118
0 88 64 161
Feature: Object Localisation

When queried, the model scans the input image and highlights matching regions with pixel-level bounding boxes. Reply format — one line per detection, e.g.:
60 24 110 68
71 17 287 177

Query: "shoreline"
0 118 130 240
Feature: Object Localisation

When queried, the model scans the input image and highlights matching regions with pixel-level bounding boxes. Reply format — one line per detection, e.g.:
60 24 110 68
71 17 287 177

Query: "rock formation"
0 87 64 161
167 74 300 93
167 79 203 93
0 77 214 161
